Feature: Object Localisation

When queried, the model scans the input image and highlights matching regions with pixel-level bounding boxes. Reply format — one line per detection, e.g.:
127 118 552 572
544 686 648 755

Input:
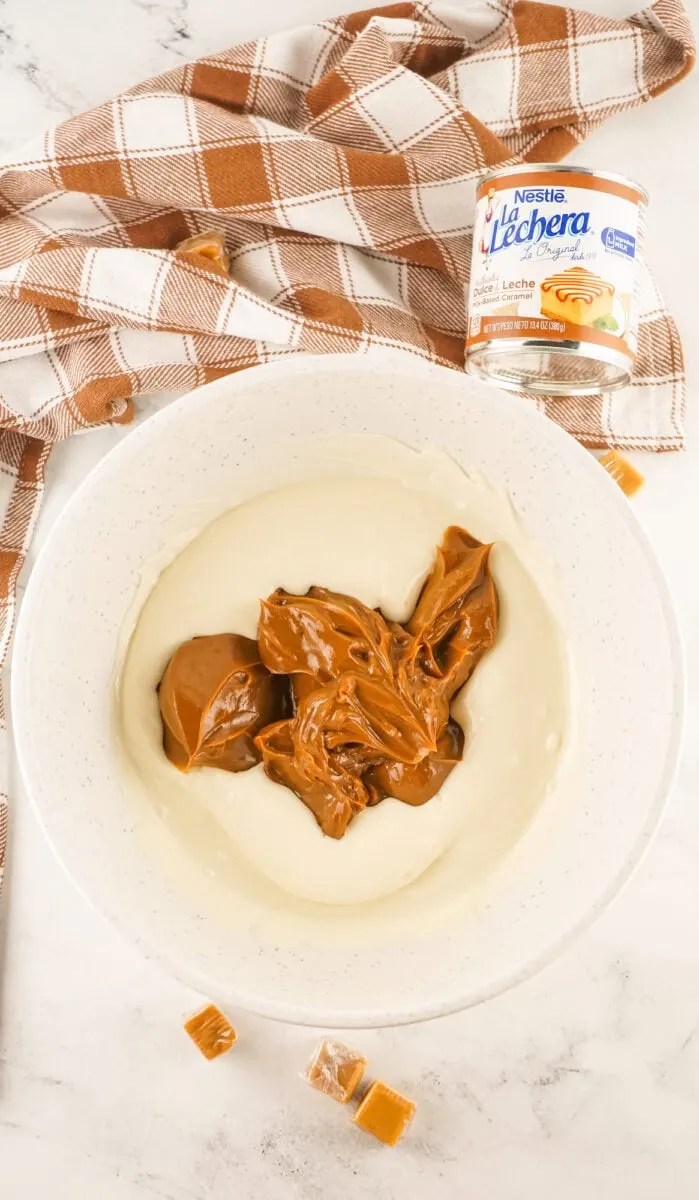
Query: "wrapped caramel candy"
304 1038 367 1103
184 1004 237 1060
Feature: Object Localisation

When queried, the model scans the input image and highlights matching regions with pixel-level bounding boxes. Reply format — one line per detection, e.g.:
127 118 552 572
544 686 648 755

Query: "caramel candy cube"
599 449 644 497
174 231 230 276
184 1004 237 1060
305 1038 367 1103
353 1080 416 1145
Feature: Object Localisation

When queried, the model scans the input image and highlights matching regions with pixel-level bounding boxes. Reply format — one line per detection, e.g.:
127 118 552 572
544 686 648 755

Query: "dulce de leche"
158 633 289 772
158 527 498 838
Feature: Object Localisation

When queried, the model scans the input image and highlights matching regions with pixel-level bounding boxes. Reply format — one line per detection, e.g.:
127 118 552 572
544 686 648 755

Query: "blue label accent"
602 227 636 258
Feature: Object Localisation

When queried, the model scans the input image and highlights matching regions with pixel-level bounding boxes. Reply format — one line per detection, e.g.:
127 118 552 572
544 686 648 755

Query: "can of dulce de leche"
466 164 648 396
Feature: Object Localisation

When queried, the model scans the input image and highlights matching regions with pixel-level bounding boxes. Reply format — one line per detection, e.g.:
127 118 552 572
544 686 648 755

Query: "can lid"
477 162 648 206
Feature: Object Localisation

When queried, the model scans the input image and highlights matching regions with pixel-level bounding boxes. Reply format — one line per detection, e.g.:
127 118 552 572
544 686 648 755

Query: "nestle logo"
514 187 566 204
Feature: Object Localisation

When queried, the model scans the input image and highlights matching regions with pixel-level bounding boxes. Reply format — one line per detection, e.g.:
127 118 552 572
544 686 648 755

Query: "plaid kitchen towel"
0 0 694 890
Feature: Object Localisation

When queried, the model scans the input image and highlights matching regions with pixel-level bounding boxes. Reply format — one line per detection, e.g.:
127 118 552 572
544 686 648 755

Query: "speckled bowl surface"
12 356 684 1026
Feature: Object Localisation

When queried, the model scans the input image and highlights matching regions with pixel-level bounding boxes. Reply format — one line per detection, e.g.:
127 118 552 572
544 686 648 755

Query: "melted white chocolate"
118 438 571 906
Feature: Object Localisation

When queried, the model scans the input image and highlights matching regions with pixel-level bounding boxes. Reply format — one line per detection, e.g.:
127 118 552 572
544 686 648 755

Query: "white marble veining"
1 0 699 1196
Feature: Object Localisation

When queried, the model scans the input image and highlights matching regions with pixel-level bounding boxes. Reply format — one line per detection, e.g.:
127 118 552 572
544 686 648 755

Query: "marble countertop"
1 0 698 1196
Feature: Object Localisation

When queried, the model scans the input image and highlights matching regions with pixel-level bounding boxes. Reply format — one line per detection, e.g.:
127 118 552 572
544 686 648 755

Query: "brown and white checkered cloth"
0 0 694 890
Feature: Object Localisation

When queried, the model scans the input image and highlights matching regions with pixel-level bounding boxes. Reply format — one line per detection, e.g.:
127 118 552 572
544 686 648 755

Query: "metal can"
466 164 648 396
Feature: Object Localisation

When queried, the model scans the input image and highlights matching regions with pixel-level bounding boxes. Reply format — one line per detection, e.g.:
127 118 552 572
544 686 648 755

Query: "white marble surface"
1 0 699 1195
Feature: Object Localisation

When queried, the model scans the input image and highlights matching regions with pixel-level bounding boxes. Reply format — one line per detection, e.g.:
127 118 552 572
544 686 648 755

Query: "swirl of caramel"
541 266 612 305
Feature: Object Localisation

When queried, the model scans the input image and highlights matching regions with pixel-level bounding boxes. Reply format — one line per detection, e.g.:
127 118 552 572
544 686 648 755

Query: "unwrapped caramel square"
304 1038 367 1103
599 449 644 497
353 1080 416 1145
184 1003 237 1060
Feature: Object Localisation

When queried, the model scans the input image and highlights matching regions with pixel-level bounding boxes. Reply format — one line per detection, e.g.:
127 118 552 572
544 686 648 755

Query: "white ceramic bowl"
12 356 683 1027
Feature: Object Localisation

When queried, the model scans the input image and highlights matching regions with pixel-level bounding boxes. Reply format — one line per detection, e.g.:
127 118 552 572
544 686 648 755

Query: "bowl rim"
12 353 686 1027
